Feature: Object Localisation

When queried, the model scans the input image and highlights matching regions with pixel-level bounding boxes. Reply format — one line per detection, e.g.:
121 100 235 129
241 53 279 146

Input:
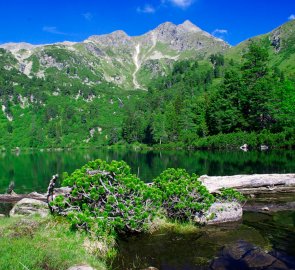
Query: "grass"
0 216 107 270
0 215 203 270
148 216 200 234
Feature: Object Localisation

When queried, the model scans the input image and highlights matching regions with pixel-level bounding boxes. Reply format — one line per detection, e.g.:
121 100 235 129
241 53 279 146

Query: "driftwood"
199 174 295 194
0 192 47 203
46 174 59 213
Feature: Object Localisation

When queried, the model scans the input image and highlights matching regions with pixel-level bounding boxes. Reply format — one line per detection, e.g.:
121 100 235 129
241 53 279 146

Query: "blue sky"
0 0 294 45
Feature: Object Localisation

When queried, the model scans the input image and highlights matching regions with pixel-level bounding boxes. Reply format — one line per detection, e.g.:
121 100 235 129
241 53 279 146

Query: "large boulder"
194 202 242 225
9 198 49 218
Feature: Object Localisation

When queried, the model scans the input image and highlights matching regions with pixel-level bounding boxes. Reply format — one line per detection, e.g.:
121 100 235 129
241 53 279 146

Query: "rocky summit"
0 20 229 90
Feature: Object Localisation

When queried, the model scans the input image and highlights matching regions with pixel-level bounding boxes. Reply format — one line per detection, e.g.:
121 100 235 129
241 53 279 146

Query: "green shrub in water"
217 188 246 202
50 159 161 238
50 160 245 237
154 168 215 221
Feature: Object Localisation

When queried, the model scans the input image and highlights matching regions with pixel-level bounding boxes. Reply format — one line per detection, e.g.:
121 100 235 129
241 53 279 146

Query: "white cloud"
137 4 156 14
83 12 93 21
288 14 295 20
167 0 195 8
212 29 228 35
42 26 66 35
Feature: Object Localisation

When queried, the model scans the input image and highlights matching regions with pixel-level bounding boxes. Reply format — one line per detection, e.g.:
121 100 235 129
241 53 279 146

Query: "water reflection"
0 149 295 193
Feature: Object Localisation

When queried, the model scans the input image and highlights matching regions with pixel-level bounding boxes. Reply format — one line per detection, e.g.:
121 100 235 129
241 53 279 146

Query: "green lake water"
112 211 295 270
1 149 295 194
0 149 295 269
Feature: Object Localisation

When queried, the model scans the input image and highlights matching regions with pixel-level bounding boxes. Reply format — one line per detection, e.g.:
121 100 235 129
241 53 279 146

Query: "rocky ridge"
0 20 229 90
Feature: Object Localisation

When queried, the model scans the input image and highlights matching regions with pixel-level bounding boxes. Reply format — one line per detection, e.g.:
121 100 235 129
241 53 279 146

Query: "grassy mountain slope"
0 20 294 149
0 21 228 91
226 19 295 80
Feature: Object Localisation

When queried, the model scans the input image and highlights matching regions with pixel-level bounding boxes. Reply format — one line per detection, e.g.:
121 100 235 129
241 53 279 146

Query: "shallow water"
111 211 295 270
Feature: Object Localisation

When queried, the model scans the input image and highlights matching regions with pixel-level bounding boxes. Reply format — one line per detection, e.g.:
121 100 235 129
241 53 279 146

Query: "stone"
28 192 47 199
243 249 277 268
267 260 290 270
141 267 159 270
210 258 231 270
222 240 255 260
240 143 248 151
67 265 96 270
54 187 72 195
270 250 295 269
0 214 5 218
261 145 269 150
261 206 270 211
210 241 291 270
9 198 49 218
194 202 242 225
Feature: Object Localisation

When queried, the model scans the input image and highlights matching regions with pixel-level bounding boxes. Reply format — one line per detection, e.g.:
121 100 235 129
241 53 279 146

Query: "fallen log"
199 173 295 193
0 187 70 203
0 192 47 203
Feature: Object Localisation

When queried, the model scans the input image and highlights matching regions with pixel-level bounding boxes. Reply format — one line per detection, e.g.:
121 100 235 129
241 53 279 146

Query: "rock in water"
194 202 242 225
210 240 291 270
67 265 96 270
9 198 49 218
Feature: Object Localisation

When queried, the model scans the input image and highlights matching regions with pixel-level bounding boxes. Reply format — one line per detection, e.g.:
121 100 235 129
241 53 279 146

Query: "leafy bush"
153 168 215 221
50 160 246 237
50 159 161 238
217 188 246 202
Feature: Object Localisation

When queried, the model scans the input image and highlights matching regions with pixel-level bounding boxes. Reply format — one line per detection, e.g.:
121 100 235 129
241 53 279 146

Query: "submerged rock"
67 265 96 270
210 240 293 270
195 202 242 225
9 198 49 218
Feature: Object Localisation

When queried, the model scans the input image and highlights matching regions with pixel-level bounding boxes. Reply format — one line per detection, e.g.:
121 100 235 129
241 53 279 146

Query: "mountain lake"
0 148 294 269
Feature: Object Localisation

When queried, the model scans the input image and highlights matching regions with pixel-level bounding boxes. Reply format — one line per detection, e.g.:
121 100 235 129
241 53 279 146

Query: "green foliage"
154 168 215 221
51 159 161 237
121 41 295 149
217 188 246 202
1 23 295 150
48 159 247 240
0 217 107 270
192 129 295 149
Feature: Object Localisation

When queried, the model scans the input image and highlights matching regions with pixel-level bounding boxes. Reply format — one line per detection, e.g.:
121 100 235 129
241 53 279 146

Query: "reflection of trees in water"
128 150 295 182
0 150 294 193
244 211 295 256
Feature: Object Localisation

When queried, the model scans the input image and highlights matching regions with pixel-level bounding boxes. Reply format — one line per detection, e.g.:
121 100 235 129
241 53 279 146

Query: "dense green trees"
121 41 295 148
0 40 294 149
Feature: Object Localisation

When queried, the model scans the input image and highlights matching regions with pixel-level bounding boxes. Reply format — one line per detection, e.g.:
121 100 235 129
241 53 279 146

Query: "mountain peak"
179 20 202 32
109 30 129 37
0 42 38 51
